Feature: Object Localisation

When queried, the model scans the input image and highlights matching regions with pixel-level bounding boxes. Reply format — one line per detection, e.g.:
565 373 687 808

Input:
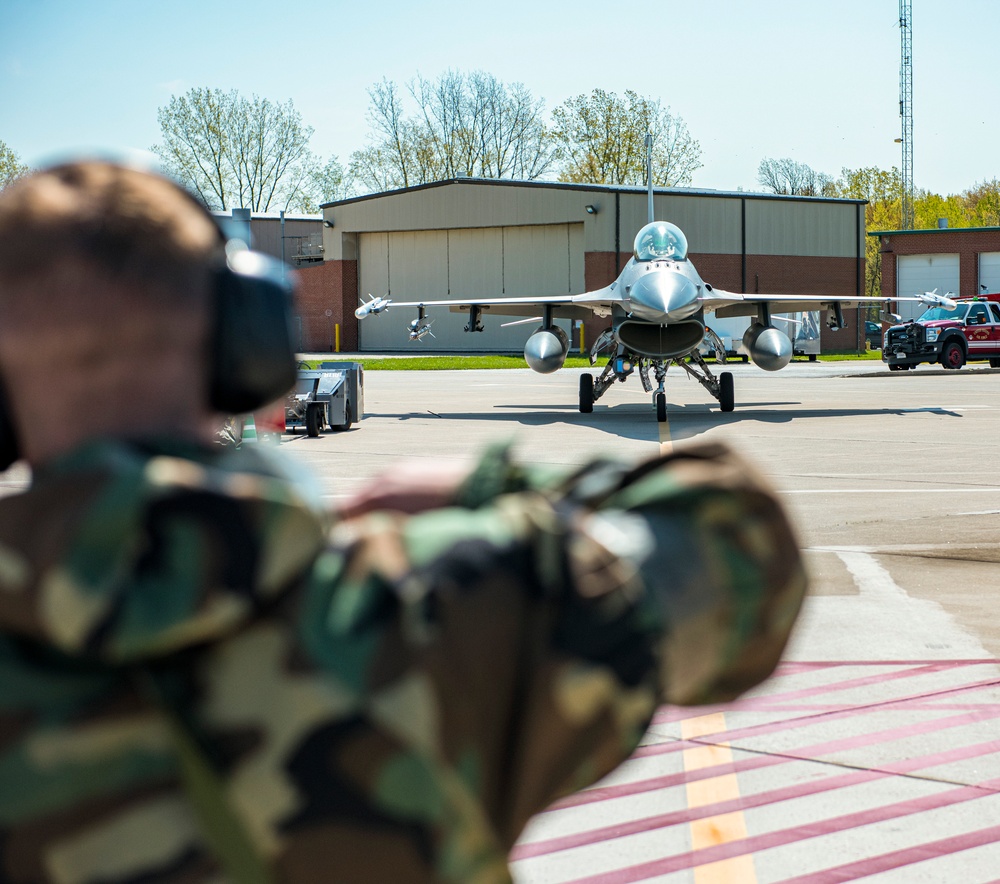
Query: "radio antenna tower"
899 0 914 228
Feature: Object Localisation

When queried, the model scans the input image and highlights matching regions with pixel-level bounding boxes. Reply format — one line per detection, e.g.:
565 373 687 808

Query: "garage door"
358 224 583 352
896 254 959 321
980 253 1000 294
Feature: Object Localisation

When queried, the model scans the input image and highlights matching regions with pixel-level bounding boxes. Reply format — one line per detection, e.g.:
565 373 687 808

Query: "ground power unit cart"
285 362 364 435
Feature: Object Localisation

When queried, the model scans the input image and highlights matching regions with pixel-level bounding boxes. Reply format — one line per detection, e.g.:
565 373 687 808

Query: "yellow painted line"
682 713 757 884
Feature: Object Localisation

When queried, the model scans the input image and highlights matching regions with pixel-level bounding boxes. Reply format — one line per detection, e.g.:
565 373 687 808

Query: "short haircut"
0 161 221 322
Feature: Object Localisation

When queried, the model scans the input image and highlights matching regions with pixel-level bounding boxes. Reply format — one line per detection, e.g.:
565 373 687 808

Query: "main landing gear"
578 350 735 420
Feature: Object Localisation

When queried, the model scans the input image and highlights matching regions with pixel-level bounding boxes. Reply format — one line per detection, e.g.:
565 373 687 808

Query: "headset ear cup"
208 251 297 414
0 379 21 470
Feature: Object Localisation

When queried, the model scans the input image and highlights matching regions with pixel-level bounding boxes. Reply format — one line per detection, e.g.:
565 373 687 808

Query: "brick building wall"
877 228 1000 300
293 260 358 353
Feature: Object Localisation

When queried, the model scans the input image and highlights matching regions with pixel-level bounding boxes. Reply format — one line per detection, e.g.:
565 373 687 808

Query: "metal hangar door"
896 254 959 321
357 224 583 352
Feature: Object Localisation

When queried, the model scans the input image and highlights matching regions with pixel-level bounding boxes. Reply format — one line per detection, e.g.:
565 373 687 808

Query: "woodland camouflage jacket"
0 439 806 883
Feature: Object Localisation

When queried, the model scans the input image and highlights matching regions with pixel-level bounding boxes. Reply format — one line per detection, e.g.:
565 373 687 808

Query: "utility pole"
899 0 914 229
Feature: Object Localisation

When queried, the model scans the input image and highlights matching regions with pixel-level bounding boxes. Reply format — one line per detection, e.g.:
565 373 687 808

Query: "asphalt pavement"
281 358 1000 883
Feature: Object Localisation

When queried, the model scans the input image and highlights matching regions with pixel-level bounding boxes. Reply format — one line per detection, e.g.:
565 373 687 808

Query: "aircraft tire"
306 403 323 437
655 392 667 423
719 372 735 412
579 374 594 413
332 401 353 431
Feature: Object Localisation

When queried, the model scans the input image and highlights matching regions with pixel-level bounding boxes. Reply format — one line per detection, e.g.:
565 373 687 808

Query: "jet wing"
704 288 954 319
356 284 621 321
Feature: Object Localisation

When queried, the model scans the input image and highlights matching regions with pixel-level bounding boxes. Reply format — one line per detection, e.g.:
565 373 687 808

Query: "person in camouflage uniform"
0 161 807 883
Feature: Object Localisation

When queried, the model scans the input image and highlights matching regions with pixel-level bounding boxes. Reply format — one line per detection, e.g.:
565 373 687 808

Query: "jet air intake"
743 323 792 371
615 319 705 359
524 326 569 374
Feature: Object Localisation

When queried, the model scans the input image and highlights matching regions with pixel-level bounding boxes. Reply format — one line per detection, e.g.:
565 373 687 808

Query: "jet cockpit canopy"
633 221 688 262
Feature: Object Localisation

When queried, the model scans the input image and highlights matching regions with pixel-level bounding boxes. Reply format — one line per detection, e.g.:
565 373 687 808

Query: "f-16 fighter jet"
356 136 952 422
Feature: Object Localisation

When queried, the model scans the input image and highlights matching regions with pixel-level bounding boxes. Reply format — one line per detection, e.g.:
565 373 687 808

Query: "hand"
336 459 472 519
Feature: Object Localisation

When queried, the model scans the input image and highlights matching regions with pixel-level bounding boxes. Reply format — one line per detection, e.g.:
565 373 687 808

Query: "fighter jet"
355 135 951 421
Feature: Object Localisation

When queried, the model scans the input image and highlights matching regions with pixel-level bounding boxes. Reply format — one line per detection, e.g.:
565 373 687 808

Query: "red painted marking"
513 736 1000 860
561 777 1000 883
775 823 1000 883
517 661 1000 878
654 659 1000 724
641 675 1000 755
709 702 1000 714
549 706 997 810
654 663 1000 725
776 659 1000 668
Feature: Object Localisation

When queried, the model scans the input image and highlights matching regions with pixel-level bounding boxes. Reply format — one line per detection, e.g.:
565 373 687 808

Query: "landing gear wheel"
306 404 323 437
579 373 594 413
940 341 965 370
655 392 667 423
719 372 735 412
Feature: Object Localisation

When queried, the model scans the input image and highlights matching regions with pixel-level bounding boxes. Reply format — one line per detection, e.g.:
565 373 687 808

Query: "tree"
349 72 554 193
830 166 902 302
962 179 1000 227
913 190 968 231
278 154 351 214
0 140 29 189
757 157 835 196
152 88 327 212
551 90 701 186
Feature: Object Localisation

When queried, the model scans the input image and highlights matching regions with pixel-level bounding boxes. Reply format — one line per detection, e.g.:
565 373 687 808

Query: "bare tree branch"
551 90 702 186
152 88 333 212
349 72 554 193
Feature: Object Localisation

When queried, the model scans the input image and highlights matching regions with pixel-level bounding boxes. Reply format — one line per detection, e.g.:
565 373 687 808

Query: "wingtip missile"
915 290 957 310
355 295 392 319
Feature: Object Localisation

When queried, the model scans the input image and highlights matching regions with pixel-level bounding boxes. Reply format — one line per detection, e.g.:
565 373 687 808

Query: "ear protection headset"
0 171 298 469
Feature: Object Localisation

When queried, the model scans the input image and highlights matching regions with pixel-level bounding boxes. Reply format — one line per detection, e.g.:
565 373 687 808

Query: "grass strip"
299 351 883 371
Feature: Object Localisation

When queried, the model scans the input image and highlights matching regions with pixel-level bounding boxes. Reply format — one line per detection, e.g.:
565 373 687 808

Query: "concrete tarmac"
282 359 1000 882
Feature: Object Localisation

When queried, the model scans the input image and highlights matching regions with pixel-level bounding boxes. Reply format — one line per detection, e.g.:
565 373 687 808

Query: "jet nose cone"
629 272 700 321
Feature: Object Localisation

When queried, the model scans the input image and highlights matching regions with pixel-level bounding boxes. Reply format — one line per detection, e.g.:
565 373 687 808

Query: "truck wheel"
940 341 965 370
990 358 1000 369
339 401 353 431
889 364 903 371
306 404 323 437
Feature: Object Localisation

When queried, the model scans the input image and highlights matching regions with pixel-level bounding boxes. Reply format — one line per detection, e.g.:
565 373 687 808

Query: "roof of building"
869 225 1000 237
322 177 866 210
211 210 322 221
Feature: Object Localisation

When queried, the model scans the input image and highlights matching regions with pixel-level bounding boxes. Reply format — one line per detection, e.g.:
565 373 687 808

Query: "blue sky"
3 0 997 196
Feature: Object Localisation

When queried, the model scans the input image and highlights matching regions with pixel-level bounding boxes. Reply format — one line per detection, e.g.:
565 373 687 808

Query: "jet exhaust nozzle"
743 324 792 371
524 326 569 374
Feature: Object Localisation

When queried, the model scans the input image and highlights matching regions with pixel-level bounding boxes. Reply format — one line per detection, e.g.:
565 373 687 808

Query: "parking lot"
282 359 1000 882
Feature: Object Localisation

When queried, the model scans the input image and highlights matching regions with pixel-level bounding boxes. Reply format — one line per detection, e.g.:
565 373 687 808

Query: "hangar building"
212 209 324 266
298 179 868 354
873 225 1000 321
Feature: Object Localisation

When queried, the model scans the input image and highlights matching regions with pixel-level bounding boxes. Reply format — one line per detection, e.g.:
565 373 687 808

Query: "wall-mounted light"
585 204 598 215
323 219 335 228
